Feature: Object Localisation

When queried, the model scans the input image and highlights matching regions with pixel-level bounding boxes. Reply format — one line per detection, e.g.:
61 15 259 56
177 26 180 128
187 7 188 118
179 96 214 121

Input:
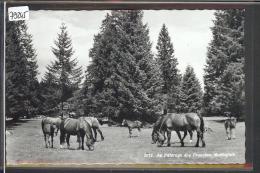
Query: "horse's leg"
44 134 48 148
181 131 187 142
166 130 171 147
81 135 85 150
60 132 65 149
51 133 54 148
97 128 104 141
201 131 206 147
195 130 201 147
226 128 230 140
47 134 51 148
176 131 184 147
66 134 70 149
93 128 97 142
128 127 132 138
188 130 193 143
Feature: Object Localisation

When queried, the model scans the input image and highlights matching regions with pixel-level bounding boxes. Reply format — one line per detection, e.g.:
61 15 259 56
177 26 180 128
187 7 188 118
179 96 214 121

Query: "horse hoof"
202 144 206 147
60 145 63 149
167 144 171 147
195 144 199 147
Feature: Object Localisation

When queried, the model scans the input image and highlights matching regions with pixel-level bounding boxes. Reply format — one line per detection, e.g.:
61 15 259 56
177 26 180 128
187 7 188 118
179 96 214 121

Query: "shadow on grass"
6 119 32 130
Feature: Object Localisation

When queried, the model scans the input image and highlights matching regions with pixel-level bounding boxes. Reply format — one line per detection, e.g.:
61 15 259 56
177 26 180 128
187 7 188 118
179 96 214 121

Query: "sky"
27 10 215 88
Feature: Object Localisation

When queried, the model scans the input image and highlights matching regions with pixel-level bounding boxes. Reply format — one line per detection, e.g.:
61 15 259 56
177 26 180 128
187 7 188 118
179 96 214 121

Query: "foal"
122 119 142 137
224 117 237 140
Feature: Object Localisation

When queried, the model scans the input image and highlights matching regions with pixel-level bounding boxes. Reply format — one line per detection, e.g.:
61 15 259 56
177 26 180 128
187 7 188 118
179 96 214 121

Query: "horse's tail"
199 115 205 133
41 119 45 133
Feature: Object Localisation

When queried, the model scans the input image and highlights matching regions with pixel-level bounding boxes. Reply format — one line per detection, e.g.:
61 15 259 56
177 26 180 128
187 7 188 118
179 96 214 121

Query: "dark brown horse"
122 119 142 137
60 117 95 150
224 117 237 140
41 116 62 148
151 115 193 145
155 113 205 147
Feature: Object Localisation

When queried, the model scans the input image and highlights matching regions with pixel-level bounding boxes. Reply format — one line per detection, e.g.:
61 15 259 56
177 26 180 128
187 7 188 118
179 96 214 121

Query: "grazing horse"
224 117 237 140
156 113 205 147
41 116 62 148
84 117 104 141
151 115 193 144
122 119 142 137
60 117 95 150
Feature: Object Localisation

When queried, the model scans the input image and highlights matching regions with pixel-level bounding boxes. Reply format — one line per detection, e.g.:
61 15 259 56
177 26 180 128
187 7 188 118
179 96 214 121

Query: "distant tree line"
5 9 245 121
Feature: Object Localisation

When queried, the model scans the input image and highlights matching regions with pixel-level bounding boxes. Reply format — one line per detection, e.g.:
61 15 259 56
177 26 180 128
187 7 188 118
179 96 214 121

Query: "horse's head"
85 135 95 151
156 132 166 147
151 131 158 144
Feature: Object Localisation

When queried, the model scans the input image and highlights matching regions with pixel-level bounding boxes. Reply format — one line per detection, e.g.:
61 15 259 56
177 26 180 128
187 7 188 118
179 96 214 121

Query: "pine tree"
156 24 181 112
42 23 83 113
179 65 203 113
6 21 39 119
20 22 39 117
204 9 245 117
81 11 162 122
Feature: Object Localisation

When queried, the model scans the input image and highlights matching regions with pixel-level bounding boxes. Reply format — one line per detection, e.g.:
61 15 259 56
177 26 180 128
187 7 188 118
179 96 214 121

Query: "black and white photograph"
5 9 246 166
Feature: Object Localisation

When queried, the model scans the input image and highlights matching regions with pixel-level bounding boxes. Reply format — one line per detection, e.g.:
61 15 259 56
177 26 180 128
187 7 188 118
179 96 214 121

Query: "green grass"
6 117 245 166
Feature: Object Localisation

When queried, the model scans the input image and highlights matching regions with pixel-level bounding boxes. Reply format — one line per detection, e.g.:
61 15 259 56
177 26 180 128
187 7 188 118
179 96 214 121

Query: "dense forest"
5 10 245 122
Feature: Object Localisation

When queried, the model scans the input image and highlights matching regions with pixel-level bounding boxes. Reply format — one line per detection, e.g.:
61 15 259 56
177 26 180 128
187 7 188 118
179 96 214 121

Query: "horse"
41 116 62 148
155 113 205 147
59 117 95 150
224 116 237 140
121 119 142 137
151 114 193 144
84 117 104 141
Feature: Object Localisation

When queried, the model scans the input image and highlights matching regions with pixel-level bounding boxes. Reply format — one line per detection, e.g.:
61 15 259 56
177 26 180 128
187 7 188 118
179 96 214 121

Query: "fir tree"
156 24 181 112
6 21 39 119
179 65 203 113
204 9 245 117
81 11 162 122
42 23 83 113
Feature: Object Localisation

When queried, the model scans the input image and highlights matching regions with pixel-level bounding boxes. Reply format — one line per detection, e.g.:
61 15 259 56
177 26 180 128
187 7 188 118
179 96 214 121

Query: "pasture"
6 117 245 166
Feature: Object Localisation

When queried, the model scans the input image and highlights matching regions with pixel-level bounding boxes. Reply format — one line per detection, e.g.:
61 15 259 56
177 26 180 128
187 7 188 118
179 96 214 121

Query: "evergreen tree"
6 21 39 119
179 65 203 113
156 24 181 112
81 11 162 122
42 23 83 113
204 9 245 117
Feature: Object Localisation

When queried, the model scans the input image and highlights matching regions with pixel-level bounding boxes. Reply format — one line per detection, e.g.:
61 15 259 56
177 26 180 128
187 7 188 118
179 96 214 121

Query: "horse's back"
84 117 100 128
185 113 201 127
62 118 79 134
167 113 200 130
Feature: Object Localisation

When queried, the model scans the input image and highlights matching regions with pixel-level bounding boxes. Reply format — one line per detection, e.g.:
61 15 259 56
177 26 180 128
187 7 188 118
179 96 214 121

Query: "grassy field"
6 117 245 166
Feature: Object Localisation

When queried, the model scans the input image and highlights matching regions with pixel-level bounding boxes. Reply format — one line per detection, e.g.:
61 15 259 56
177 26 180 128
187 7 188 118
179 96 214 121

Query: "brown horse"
60 117 95 150
41 116 62 148
122 119 142 137
224 117 237 140
151 114 193 144
155 113 205 147
84 117 104 141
